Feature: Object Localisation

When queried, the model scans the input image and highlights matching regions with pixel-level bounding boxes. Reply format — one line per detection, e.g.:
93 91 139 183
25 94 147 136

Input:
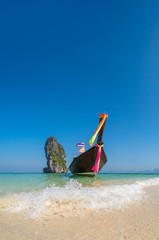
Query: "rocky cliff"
43 137 67 173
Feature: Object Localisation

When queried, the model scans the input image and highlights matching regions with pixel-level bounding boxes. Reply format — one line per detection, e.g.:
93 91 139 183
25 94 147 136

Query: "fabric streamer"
92 143 104 174
89 114 108 147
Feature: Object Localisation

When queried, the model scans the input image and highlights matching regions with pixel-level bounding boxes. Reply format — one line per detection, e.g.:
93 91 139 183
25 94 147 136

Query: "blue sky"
0 0 159 172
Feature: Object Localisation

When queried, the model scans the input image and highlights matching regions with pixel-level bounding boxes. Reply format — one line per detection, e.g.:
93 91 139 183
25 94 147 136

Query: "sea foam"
1 178 159 218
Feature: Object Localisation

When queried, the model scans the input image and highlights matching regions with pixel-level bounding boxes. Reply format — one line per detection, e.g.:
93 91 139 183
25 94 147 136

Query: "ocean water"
0 173 159 218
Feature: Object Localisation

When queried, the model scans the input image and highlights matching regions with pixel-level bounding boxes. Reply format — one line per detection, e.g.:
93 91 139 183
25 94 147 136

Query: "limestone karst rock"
43 137 67 173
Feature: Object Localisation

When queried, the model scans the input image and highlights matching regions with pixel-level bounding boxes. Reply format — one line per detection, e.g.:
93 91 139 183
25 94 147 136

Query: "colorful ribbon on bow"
92 143 104 174
89 113 108 147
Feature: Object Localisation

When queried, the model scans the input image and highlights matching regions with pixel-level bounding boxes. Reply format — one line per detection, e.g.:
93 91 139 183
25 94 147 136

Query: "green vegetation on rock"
43 137 67 173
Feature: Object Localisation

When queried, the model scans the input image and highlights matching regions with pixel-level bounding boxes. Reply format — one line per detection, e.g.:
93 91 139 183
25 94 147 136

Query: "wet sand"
0 186 159 240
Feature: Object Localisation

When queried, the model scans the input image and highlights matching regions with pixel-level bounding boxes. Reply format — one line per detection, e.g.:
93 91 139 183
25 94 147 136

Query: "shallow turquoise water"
1 173 159 217
0 173 159 194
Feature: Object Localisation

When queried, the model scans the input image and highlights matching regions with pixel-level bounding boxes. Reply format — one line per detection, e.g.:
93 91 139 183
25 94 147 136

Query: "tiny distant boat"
69 113 108 177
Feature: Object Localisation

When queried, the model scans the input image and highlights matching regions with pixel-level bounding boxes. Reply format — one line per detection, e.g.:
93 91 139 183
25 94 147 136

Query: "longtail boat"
69 113 108 177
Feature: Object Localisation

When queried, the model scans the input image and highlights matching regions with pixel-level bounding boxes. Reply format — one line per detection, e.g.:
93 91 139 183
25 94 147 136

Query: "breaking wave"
0 178 159 218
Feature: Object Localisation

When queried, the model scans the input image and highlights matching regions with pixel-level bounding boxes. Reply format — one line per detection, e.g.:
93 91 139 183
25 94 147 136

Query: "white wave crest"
1 178 159 218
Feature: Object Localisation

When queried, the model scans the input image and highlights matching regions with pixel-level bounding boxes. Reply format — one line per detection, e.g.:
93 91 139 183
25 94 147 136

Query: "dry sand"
0 186 159 240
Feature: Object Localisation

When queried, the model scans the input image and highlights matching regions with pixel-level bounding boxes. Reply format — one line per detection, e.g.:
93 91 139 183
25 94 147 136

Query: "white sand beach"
0 186 159 240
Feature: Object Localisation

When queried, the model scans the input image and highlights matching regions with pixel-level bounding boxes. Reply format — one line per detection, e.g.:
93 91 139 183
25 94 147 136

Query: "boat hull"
69 146 107 177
